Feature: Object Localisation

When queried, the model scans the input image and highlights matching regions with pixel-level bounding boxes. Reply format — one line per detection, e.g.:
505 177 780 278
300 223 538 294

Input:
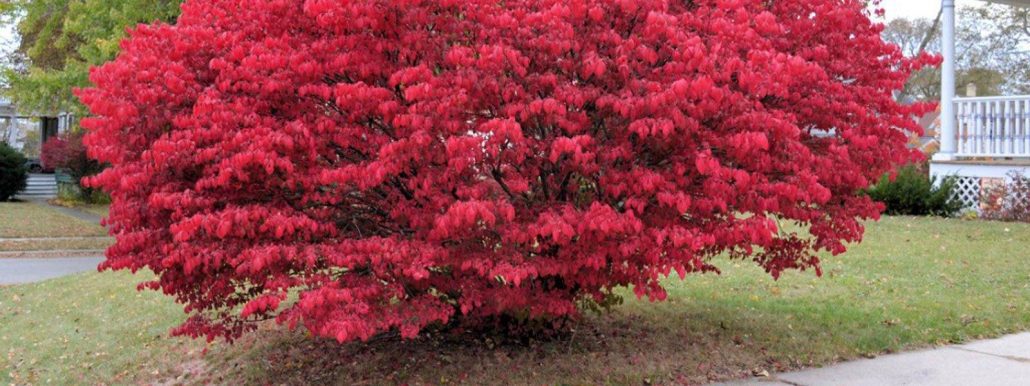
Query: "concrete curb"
0 236 113 242
0 249 107 259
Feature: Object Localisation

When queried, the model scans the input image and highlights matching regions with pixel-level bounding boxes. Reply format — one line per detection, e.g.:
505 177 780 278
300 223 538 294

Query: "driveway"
0 257 104 285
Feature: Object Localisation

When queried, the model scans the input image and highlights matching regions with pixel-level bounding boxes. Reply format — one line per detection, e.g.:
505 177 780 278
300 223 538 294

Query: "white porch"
0 98 75 156
929 0 1030 208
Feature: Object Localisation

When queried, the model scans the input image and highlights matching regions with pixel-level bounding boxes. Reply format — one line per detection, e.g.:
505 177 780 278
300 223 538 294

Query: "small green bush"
0 142 29 201
865 163 962 217
56 173 111 205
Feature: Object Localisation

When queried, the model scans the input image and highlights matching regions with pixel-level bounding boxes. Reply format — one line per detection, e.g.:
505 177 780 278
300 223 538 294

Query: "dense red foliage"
40 136 67 172
41 131 103 184
78 0 935 342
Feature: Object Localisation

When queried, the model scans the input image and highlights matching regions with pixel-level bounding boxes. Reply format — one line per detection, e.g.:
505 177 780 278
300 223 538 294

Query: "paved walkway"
719 333 1030 386
27 198 105 224
0 256 104 285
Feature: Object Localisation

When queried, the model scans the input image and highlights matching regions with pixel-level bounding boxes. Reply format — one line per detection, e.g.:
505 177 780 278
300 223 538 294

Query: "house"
0 97 74 159
929 0 1030 209
1 97 74 199
912 105 941 154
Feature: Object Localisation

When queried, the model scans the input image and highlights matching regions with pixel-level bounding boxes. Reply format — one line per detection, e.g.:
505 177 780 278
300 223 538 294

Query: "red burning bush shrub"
40 136 67 172
78 0 935 342
42 131 105 198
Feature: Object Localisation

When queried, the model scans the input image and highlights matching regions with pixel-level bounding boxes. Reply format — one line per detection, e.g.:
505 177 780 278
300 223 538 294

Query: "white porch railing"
954 95 1030 158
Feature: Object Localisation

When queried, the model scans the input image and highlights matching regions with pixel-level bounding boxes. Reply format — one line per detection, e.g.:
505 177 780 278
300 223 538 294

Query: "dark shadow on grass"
190 297 872 385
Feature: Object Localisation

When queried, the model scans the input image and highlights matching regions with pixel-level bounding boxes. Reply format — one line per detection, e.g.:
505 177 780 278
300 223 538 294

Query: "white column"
6 115 14 144
934 0 958 161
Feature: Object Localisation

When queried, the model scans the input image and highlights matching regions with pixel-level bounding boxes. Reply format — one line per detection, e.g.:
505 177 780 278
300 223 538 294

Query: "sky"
1 22 12 59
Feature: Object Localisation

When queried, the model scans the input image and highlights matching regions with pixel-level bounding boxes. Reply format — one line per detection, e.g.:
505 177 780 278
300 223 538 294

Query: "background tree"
81 0 933 343
0 2 27 76
1 0 182 115
883 4 1030 101
987 5 1030 95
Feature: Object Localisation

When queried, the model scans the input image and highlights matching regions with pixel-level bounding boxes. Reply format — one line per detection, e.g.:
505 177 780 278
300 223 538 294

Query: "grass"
0 271 196 385
48 198 111 219
2 216 1029 384
0 202 107 239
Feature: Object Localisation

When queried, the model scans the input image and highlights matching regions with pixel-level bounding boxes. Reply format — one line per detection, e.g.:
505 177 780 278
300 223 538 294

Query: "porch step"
17 173 57 199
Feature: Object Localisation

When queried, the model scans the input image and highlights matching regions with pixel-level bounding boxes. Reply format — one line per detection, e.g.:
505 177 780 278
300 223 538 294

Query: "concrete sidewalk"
718 333 1030 386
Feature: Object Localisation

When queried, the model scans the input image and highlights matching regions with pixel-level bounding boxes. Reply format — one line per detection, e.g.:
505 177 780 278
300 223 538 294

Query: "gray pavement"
0 256 104 285
718 333 1030 386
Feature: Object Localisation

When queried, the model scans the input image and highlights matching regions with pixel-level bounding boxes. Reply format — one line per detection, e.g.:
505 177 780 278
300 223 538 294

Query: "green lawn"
2 217 1028 384
0 202 107 239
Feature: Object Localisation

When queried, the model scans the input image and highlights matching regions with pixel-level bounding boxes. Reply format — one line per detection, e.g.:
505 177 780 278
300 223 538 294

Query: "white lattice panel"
952 176 981 209
1011 189 1029 203
1008 177 1029 204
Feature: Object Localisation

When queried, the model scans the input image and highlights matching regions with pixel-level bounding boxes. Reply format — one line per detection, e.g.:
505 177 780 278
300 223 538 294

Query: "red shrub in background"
41 132 105 196
981 172 1030 223
40 135 68 172
77 0 935 343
